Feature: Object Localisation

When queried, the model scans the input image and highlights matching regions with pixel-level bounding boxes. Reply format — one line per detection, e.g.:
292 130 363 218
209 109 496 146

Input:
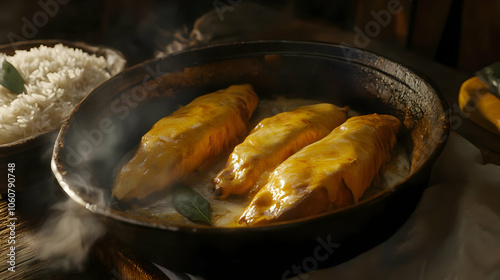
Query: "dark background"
0 0 499 75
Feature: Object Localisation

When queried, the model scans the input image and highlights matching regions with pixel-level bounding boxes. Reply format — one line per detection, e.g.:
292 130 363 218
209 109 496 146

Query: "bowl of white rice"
0 39 126 192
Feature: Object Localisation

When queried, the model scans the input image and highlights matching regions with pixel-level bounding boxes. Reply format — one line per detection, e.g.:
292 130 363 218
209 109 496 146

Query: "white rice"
0 44 111 144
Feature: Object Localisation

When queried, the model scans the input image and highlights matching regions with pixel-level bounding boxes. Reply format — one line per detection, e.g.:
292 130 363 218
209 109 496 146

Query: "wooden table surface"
1 40 499 280
0 175 170 280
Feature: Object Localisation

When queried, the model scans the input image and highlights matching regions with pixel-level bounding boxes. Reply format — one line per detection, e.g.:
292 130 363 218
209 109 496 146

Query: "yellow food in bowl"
459 76 500 135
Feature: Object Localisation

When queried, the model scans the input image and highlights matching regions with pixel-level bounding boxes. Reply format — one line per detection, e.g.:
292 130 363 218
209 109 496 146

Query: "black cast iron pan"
51 41 449 279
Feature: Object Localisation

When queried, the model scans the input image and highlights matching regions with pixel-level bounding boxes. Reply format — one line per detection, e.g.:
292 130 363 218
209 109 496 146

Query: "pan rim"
51 40 450 233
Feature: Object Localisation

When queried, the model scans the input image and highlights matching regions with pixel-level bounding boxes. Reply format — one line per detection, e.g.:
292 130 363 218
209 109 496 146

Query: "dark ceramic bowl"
52 41 449 279
0 39 126 193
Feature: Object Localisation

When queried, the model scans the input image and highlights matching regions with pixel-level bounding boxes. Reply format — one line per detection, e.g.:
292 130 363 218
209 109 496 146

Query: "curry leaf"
0 55 25 94
173 185 212 225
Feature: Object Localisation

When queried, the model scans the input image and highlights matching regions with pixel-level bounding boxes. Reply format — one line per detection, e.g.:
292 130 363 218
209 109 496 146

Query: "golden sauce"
124 98 410 227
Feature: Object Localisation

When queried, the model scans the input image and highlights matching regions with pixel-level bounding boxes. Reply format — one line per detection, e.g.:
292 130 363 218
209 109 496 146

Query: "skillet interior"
0 39 126 192
52 41 449 279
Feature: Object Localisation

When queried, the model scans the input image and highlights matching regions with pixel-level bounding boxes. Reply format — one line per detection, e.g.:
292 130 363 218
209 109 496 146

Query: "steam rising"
158 2 293 57
29 199 106 271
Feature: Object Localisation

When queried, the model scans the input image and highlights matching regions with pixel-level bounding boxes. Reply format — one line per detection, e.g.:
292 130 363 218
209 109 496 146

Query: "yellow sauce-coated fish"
213 103 348 198
113 84 258 201
239 114 401 225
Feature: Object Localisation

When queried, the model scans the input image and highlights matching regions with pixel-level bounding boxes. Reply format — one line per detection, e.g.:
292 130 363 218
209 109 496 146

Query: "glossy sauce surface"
213 103 348 198
113 84 258 201
239 114 401 225
124 98 410 227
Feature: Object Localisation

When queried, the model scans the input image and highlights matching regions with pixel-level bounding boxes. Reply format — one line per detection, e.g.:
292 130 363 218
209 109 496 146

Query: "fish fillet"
113 84 258 201
213 103 348 198
239 114 401 225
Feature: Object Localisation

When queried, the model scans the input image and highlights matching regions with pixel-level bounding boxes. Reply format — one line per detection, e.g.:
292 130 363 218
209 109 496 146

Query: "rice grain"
0 44 111 144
